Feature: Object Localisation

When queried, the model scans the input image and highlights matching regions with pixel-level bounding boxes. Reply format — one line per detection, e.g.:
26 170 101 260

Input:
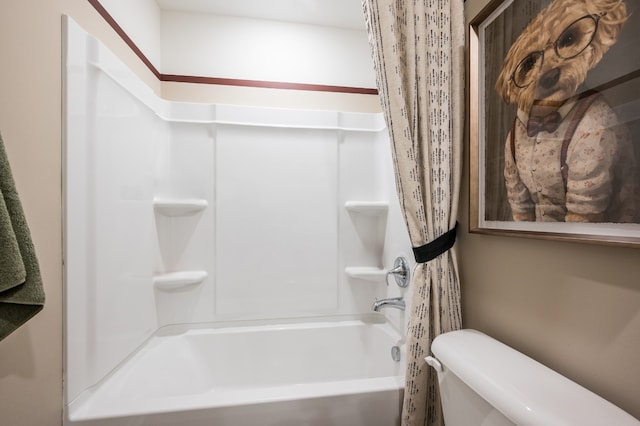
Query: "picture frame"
469 0 640 246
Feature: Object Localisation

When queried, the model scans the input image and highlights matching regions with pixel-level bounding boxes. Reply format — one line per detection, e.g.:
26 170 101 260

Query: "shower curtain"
362 1 464 425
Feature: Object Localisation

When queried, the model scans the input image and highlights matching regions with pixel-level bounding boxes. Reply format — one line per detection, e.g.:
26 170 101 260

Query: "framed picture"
469 0 640 246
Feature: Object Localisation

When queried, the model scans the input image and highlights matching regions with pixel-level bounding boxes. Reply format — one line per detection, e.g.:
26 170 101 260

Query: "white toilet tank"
426 329 640 426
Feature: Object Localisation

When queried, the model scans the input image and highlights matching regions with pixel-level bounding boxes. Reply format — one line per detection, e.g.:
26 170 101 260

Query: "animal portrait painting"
496 0 638 223
485 0 640 228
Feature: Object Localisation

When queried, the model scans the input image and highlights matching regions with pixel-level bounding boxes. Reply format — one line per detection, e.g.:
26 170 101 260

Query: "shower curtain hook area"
386 256 410 288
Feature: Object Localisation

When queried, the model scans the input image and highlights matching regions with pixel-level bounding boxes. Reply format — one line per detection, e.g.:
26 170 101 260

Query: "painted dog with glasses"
495 0 638 222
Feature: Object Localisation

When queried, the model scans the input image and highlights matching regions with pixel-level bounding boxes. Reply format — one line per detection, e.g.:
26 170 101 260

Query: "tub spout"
372 297 405 312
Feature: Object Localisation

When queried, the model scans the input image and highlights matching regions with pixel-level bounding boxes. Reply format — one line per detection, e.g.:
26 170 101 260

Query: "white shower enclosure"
63 16 410 425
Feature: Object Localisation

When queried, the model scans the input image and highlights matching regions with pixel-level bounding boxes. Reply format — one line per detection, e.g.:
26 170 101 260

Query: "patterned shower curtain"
362 0 464 425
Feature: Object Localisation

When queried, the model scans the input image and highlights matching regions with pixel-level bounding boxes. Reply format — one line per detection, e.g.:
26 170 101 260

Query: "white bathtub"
65 316 405 426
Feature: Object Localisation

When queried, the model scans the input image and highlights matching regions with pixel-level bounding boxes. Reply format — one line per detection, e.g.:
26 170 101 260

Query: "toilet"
426 329 640 426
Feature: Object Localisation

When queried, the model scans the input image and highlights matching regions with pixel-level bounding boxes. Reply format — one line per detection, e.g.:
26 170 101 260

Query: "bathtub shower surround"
63 16 409 426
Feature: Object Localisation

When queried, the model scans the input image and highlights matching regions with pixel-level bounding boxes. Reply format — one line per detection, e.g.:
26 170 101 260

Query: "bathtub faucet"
372 297 405 312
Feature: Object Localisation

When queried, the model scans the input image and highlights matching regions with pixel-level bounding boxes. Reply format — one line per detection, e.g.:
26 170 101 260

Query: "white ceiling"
155 0 367 30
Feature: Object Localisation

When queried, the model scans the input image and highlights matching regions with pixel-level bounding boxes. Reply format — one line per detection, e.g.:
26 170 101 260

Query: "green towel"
0 132 45 340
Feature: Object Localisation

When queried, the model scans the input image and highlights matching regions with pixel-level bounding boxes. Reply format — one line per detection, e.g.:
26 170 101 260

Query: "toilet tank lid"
431 329 639 426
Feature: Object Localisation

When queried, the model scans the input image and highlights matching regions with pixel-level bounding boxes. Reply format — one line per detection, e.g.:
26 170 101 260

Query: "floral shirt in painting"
504 94 638 223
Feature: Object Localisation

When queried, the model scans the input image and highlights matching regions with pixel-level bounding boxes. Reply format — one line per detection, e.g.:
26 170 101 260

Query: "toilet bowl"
426 329 640 426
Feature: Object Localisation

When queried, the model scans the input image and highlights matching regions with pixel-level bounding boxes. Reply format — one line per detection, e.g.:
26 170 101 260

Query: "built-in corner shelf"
153 271 208 290
345 266 386 282
153 198 208 217
153 270 208 291
345 201 389 277
344 201 389 215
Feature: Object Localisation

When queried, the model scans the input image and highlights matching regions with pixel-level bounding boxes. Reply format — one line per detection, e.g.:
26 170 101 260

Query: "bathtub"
65 315 405 426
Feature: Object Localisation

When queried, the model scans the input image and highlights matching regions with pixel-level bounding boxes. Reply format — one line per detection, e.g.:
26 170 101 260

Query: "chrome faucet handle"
386 256 410 288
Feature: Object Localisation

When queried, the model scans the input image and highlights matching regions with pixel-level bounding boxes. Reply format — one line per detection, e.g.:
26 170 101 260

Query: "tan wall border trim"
160 74 379 94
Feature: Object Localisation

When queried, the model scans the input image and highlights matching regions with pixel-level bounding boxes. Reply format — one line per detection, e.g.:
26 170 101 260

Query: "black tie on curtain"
412 222 458 264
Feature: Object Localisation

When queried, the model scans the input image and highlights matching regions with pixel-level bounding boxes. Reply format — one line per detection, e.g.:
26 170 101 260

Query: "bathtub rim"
154 312 399 336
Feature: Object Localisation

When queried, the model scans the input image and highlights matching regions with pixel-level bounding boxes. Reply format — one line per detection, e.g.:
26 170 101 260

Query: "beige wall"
0 1 158 424
461 0 640 419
